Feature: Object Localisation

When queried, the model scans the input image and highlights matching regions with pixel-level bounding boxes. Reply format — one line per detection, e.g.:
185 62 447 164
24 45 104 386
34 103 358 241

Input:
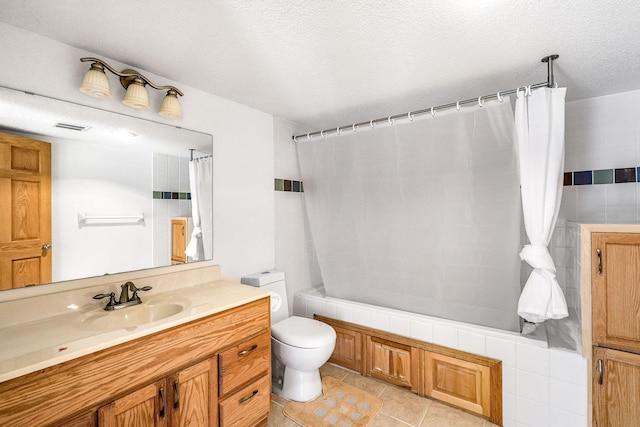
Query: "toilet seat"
272 316 336 349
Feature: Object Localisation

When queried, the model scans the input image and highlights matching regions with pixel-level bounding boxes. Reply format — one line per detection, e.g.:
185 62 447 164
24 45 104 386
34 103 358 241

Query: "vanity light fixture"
79 57 183 119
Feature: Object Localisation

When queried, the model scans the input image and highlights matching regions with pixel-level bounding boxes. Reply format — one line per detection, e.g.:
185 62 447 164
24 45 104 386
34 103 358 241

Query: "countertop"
0 279 270 383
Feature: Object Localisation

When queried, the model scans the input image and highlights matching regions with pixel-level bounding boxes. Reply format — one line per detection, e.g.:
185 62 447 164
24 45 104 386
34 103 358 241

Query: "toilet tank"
241 270 289 325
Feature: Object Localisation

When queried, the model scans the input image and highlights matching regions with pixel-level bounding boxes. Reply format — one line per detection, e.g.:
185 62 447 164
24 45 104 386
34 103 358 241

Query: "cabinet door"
592 233 640 352
593 347 640 427
329 325 363 372
171 219 187 264
366 336 418 390
169 358 217 427
423 351 491 417
98 380 167 427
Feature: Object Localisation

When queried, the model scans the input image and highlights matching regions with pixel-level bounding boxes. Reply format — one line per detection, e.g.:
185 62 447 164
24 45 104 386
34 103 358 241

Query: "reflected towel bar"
78 213 145 226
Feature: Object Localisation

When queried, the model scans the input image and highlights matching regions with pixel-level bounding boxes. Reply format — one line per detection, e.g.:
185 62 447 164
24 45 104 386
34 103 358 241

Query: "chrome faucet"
93 281 152 311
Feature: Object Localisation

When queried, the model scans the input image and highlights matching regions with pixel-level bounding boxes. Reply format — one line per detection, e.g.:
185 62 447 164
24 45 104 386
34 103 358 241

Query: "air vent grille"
53 122 91 132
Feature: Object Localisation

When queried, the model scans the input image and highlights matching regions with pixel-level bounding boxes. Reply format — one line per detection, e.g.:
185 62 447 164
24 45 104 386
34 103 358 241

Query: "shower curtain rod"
293 54 559 142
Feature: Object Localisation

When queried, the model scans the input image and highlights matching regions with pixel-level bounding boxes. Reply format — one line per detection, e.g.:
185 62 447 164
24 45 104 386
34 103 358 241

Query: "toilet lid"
272 316 336 349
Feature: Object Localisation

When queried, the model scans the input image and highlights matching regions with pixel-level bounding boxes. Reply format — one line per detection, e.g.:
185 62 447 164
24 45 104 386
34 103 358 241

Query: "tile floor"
266 363 500 427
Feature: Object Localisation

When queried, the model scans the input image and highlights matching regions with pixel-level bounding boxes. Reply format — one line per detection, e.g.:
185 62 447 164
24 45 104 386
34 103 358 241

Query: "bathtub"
293 288 588 427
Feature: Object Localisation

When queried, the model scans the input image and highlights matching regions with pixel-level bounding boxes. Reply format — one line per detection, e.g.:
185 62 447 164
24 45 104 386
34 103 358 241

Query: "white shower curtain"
186 156 213 261
298 100 522 331
515 87 568 323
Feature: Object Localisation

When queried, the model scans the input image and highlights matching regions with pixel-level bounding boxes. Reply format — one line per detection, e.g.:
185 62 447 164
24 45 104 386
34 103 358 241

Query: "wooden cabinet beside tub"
589 231 640 426
0 297 271 427
315 315 502 426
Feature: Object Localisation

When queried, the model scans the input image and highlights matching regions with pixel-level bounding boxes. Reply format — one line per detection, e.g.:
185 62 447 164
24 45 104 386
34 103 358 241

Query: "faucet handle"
93 292 117 308
129 283 152 302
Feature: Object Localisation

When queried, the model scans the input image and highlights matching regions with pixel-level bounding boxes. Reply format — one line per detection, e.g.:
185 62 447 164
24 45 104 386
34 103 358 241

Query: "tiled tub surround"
0 263 269 382
294 289 588 427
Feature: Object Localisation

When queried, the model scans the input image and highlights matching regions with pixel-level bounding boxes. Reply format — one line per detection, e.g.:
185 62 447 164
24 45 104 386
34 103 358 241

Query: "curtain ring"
431 107 435 117
388 116 394 125
352 123 358 132
293 136 298 143
497 91 503 102
370 120 374 129
525 85 532 96
517 87 524 98
336 127 341 135
306 133 311 141
320 130 325 138
456 101 460 111
478 96 484 107
407 112 413 121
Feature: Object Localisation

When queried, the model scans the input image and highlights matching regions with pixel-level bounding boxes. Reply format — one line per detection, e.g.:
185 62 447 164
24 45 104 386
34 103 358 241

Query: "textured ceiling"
2 1 640 131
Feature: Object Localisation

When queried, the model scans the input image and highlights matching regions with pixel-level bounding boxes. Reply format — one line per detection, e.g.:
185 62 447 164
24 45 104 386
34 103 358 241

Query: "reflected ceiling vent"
53 122 91 132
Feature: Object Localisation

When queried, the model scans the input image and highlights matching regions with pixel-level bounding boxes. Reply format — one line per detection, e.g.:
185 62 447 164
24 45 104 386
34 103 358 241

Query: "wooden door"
98 380 168 427
171 218 186 265
592 233 640 352
366 336 419 390
169 358 217 427
593 346 640 426
0 132 52 289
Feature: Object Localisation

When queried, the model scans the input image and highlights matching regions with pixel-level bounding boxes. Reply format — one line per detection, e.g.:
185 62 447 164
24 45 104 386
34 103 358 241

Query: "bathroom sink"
79 303 184 331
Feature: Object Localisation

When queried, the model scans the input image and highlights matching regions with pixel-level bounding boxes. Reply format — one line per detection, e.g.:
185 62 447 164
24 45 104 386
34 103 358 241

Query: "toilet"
241 270 336 402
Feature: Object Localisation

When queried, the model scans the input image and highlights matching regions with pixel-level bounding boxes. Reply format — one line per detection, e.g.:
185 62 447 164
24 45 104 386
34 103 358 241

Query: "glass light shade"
79 68 111 99
122 80 150 110
158 91 182 119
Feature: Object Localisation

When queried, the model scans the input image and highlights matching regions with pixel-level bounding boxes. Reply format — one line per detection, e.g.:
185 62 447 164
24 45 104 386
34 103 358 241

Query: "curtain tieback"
519 244 556 277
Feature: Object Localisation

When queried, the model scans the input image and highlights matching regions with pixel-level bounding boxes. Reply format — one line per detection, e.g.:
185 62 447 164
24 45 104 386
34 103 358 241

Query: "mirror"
0 85 213 289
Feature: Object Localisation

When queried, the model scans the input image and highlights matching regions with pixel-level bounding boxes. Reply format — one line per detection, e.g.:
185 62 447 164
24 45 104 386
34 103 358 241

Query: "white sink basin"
79 303 184 331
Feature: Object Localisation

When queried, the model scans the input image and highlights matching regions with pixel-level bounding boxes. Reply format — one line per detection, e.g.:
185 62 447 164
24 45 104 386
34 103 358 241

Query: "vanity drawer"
219 373 270 427
219 331 270 395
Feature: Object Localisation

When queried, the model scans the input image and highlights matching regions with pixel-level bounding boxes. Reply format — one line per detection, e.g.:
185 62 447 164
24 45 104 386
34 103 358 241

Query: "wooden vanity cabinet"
98 358 217 427
0 298 271 427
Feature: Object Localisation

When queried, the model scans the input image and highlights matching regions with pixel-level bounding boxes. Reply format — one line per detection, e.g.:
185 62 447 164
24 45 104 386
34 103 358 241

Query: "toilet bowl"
241 270 336 402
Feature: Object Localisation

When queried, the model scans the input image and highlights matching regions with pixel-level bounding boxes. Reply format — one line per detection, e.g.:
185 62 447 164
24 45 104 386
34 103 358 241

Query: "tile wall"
152 153 192 267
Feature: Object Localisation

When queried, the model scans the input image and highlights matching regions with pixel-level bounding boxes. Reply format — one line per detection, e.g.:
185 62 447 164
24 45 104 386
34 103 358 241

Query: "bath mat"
283 376 383 427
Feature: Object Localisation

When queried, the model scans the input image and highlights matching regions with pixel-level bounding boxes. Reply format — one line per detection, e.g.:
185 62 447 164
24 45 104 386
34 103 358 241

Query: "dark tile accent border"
564 166 640 187
615 167 636 183
573 171 592 186
275 178 304 193
153 191 191 200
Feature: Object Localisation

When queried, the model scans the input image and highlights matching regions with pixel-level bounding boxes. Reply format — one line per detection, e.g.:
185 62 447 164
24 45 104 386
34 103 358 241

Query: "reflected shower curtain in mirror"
515 87 568 323
186 156 213 261
297 100 522 331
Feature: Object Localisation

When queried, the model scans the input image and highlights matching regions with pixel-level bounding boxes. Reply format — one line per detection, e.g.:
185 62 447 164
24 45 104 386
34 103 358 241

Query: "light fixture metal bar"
80 57 183 96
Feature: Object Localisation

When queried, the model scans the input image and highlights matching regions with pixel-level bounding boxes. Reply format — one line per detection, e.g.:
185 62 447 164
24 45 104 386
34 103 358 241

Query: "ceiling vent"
53 122 91 132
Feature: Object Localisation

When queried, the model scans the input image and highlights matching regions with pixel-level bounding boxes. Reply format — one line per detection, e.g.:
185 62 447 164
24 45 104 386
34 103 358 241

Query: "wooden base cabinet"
589 231 640 426
367 336 419 391
315 315 502 426
423 352 491 418
329 324 363 372
593 347 640 426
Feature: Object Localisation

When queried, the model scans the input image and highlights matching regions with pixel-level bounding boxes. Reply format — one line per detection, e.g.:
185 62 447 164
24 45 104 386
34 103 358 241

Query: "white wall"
0 22 275 279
